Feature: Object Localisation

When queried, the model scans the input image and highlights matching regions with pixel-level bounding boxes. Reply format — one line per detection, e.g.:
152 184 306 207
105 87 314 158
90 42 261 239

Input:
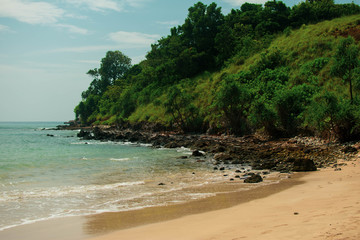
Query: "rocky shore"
75 125 359 176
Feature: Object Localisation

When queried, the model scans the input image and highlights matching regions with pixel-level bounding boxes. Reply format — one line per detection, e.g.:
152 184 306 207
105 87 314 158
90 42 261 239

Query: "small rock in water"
192 150 204 157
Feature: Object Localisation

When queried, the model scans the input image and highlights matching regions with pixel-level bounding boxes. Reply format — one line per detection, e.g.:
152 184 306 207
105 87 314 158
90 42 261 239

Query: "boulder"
244 174 263 183
192 150 204 157
292 159 317 172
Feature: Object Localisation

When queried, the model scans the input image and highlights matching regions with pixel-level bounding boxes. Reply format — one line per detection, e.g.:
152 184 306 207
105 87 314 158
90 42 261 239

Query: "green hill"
74 1 360 142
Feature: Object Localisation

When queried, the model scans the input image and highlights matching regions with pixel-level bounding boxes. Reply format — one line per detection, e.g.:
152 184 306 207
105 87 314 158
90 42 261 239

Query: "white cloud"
65 0 124 12
66 0 151 12
222 0 266 6
108 31 160 48
157 20 180 26
0 0 64 24
0 24 10 32
56 24 89 35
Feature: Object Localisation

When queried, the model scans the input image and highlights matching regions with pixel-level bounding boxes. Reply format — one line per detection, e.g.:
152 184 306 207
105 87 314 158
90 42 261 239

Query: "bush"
306 92 360 142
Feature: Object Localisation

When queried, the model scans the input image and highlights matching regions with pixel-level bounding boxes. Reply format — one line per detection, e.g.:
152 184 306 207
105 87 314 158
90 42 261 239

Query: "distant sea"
0 122 238 231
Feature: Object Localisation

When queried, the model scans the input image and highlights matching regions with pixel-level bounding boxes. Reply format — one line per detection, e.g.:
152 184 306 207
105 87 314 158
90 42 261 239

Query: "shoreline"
0 170 304 240
1 154 359 240
89 154 360 240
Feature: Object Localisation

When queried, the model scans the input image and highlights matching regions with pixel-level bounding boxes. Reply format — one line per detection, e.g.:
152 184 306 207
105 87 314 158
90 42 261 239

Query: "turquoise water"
0 122 228 231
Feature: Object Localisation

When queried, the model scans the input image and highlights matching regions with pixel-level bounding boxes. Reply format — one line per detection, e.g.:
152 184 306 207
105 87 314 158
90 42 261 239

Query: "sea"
0 122 253 232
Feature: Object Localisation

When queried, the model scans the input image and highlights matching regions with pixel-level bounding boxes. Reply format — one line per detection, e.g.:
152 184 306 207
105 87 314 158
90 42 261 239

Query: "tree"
331 37 360 103
214 80 252 135
85 51 132 97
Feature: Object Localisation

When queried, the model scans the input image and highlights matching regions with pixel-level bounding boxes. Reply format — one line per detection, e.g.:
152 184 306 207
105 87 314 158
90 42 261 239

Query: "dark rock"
244 174 263 183
77 129 93 140
179 156 188 159
342 146 357 153
192 150 204 157
158 183 166 186
235 175 240 178
164 142 180 148
292 159 317 172
214 153 233 162
230 178 234 181
47 134 54 137
235 170 241 173
214 167 218 170
219 167 225 171
304 149 311 154
334 168 342 171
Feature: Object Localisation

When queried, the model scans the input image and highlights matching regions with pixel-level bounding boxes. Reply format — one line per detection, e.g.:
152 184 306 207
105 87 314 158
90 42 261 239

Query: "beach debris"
244 174 263 183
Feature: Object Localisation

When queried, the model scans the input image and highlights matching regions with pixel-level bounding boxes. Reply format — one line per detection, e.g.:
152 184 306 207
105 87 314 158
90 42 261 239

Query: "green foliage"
164 86 204 133
273 84 314 136
306 92 360 141
331 37 360 101
214 79 252 135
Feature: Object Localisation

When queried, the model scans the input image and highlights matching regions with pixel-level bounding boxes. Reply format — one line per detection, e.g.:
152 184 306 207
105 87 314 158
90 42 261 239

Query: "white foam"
110 158 131 162
0 181 145 202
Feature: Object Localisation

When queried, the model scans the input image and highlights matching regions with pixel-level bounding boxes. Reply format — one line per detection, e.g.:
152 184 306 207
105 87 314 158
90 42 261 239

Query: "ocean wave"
0 181 145 202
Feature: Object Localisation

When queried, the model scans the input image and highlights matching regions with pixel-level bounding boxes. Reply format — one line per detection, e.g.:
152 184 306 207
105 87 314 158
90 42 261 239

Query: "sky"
0 0 359 121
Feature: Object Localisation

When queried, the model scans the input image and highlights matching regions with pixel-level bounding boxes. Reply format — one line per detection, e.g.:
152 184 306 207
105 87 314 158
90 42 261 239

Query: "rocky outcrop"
75 126 354 173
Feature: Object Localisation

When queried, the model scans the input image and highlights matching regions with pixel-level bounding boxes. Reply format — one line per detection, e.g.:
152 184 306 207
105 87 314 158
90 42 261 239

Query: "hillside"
74 1 360 142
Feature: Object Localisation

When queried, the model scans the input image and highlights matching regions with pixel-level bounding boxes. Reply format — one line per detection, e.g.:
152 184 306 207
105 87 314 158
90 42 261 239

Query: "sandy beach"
88 153 360 240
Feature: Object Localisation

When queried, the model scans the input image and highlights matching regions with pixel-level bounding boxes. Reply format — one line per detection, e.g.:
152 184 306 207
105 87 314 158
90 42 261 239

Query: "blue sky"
0 0 358 121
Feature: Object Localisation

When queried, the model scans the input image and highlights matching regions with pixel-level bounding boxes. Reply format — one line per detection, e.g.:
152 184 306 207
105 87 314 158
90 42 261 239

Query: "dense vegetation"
74 0 360 142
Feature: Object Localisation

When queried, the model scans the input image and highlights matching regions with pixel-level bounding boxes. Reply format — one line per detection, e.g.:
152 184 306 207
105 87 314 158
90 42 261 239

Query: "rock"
342 146 357 153
244 174 263 183
292 159 317 172
192 150 204 157
214 153 233 162
235 170 241 173
77 129 93 140
230 178 234 181
334 168 342 171
219 167 225 171
164 142 180 148
214 167 218 170
46 134 54 137
235 175 240 178
158 183 166 186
